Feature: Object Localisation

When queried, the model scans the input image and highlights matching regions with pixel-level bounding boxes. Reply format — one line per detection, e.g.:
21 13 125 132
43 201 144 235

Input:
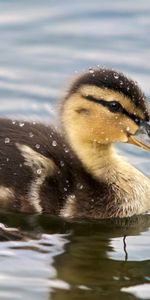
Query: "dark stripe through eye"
83 95 141 125
85 95 123 113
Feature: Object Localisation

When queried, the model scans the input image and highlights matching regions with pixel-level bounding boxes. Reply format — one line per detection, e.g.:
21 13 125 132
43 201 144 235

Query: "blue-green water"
0 1 150 299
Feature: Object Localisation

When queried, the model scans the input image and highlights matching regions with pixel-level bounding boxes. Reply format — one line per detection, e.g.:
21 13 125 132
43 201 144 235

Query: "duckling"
0 67 150 219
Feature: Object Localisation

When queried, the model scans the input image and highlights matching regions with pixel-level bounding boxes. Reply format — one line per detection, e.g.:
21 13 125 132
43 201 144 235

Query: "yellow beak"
128 133 150 152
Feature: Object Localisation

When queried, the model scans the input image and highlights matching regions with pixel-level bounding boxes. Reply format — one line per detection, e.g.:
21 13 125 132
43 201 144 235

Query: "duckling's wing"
16 143 56 176
0 119 69 213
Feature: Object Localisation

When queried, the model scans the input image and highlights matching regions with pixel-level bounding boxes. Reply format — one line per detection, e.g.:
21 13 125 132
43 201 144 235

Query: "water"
0 0 150 299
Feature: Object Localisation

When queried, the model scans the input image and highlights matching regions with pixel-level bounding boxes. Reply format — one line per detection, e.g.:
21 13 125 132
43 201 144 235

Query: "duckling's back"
0 119 74 213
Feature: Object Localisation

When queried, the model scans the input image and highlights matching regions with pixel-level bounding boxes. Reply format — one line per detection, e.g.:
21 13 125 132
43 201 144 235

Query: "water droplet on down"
5 137 10 144
37 169 42 175
89 67 94 74
114 73 119 79
35 144 40 149
19 122 24 127
52 140 57 147
29 132 34 138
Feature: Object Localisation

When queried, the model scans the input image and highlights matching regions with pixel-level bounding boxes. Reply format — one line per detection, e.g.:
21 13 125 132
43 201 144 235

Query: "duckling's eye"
83 95 123 113
107 101 123 113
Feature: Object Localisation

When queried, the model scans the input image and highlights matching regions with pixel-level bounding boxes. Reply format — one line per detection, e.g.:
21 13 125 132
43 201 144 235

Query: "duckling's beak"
128 121 150 152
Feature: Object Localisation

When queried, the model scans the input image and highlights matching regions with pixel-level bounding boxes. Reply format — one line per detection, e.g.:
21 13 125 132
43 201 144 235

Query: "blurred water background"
0 0 150 299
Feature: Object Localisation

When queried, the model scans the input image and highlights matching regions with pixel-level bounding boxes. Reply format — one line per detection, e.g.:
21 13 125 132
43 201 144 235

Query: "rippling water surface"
0 0 150 299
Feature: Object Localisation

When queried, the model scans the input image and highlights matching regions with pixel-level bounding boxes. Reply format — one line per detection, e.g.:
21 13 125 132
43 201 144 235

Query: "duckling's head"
61 68 150 151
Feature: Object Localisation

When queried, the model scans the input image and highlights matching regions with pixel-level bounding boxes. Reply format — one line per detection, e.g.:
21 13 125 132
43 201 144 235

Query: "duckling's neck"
65 134 150 217
67 136 117 177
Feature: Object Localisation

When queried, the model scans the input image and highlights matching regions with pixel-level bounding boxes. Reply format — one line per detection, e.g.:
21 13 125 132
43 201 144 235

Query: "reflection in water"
109 231 150 261
0 213 150 299
0 218 70 300
50 216 150 300
123 236 128 262
122 284 150 299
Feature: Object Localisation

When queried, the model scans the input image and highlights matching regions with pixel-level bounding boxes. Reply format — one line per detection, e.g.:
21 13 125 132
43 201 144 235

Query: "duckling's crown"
66 68 149 120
